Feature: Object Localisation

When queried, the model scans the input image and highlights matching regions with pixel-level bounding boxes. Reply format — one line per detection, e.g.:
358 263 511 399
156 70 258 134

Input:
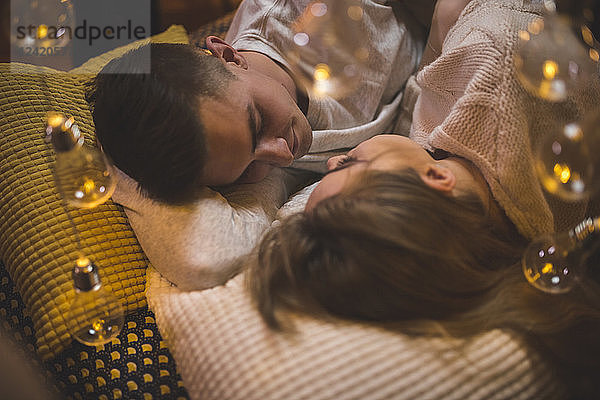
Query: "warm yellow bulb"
542 263 553 274
543 60 558 80
83 178 96 194
37 24 48 39
47 113 65 128
541 175 558 193
553 163 571 184
76 257 90 267
553 163 561 176
314 64 331 81
93 319 106 332
590 48 599 63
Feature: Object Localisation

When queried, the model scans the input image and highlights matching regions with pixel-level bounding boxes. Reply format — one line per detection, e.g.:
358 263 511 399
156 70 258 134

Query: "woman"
247 0 600 397
249 165 600 398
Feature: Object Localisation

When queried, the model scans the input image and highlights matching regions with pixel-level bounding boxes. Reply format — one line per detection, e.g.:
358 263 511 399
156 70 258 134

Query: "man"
89 0 427 204
88 0 428 290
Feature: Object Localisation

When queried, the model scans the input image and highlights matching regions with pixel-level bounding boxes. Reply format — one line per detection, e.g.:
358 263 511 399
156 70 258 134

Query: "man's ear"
205 36 248 69
420 164 456 194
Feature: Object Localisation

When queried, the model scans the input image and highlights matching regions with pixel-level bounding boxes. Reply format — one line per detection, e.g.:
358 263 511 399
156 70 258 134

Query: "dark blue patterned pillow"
0 261 189 400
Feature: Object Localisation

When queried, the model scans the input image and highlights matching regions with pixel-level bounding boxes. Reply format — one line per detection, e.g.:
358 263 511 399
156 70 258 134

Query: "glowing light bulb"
10 0 74 50
45 112 116 208
522 217 599 293
514 13 598 102
522 232 577 293
67 258 124 346
36 24 48 39
534 121 593 201
286 0 369 98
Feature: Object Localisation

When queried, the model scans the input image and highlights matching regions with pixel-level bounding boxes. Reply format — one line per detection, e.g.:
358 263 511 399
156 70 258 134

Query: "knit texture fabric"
410 0 598 239
146 266 565 400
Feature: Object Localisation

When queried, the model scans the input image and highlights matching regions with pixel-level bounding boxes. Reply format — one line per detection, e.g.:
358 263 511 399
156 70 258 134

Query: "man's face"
198 64 312 186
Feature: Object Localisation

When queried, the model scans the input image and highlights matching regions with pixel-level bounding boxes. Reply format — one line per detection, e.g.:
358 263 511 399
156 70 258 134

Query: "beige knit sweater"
410 0 598 239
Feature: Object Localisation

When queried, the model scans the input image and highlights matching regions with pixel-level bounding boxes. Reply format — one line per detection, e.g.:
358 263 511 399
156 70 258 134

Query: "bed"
0 8 565 400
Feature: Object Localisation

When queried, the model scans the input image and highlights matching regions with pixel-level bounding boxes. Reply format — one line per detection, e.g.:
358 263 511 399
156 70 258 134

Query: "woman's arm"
419 0 473 68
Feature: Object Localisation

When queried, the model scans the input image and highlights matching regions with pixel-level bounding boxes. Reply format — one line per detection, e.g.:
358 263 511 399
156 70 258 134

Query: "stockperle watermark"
15 20 148 47
10 0 151 73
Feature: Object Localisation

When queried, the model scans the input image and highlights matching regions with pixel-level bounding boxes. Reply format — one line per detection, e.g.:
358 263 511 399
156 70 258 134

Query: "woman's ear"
205 36 248 69
420 164 456 194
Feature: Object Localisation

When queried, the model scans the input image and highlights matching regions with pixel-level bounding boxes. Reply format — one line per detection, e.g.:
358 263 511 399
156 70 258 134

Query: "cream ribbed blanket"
411 0 598 238
147 265 564 400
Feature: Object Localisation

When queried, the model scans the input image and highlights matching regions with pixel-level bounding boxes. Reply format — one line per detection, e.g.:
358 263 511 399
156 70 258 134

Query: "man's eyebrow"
247 102 259 152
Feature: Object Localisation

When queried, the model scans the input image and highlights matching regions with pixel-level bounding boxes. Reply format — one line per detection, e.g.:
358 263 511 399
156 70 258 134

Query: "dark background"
0 0 242 64
1 0 598 66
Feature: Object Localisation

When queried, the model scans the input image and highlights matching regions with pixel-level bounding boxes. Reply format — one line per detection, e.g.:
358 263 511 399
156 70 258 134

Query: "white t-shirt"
225 0 424 172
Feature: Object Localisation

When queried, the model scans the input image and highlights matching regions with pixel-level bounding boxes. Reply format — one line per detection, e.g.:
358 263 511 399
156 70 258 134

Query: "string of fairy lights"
516 0 600 294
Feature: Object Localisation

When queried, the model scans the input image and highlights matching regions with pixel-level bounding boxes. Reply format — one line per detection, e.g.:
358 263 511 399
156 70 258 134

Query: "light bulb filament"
542 262 553 274
92 319 105 332
76 257 90 268
314 64 331 81
83 178 95 194
543 60 558 80
37 24 48 39
525 267 541 283
553 163 571 183
47 113 65 128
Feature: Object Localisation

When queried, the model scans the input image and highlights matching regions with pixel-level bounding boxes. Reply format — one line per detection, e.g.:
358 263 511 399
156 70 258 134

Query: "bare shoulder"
420 0 473 67
432 0 473 38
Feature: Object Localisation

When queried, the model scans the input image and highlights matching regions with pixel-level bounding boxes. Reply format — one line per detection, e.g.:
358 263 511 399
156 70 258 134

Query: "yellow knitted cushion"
0 25 189 360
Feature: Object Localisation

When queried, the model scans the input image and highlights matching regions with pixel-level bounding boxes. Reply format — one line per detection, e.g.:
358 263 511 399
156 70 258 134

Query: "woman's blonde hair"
248 168 600 398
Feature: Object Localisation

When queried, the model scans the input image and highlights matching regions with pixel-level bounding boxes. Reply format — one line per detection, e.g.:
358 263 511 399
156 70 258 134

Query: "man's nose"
255 137 294 166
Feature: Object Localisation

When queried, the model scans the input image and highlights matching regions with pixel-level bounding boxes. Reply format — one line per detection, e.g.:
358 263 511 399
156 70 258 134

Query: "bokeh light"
286 0 370 98
534 121 593 201
522 232 579 293
514 13 598 102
